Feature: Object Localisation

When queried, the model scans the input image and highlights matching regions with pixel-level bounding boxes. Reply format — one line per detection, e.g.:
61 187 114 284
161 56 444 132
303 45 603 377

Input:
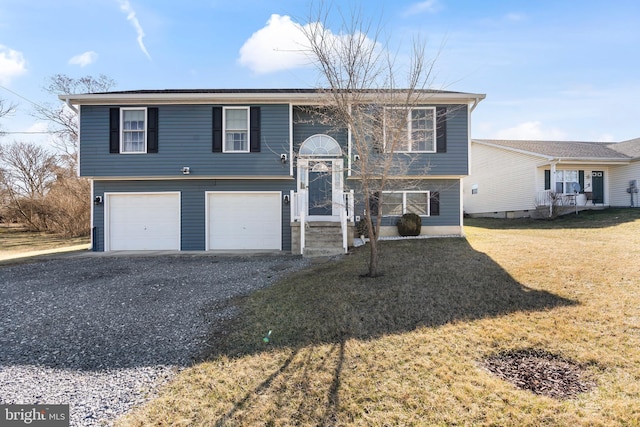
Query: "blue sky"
1 0 639 147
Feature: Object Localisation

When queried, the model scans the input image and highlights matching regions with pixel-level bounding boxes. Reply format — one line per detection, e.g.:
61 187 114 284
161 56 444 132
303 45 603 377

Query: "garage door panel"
208 192 281 250
107 193 180 251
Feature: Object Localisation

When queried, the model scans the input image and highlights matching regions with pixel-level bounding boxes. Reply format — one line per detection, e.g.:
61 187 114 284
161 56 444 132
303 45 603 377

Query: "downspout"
469 97 481 113
63 97 79 114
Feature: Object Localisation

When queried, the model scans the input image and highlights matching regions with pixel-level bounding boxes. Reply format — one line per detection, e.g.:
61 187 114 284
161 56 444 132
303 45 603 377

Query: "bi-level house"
62 89 485 256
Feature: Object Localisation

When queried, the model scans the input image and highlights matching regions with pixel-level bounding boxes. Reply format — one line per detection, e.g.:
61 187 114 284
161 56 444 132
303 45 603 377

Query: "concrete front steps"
291 221 354 257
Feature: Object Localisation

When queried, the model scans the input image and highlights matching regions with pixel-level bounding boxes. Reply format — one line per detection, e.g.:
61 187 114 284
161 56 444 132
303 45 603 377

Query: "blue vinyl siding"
389 105 468 176
80 104 291 177
292 105 468 176
93 179 294 251
292 107 349 150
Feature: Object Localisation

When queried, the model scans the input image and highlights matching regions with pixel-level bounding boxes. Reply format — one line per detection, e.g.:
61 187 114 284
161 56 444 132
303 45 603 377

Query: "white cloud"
0 45 27 85
402 0 441 17
68 51 98 67
239 14 311 74
494 121 567 140
117 0 151 60
238 14 380 75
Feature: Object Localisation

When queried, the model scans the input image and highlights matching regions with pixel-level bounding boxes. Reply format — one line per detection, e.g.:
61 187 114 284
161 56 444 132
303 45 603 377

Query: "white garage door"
106 193 180 251
207 192 281 250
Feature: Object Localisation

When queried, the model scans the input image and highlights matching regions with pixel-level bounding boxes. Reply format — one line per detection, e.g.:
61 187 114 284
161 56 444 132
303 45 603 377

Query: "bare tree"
0 98 17 136
32 74 115 162
302 3 439 276
0 141 59 230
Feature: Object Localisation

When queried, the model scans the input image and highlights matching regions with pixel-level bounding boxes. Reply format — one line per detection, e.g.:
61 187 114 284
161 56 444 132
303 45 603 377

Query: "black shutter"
109 108 120 153
436 107 447 153
369 191 380 216
212 107 222 152
578 170 585 193
147 107 158 153
430 192 440 216
544 170 551 190
250 107 261 152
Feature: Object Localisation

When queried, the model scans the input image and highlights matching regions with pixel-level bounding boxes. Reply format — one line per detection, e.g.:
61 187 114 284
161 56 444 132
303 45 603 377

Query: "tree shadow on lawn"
204 238 578 358
466 207 640 231
196 238 578 426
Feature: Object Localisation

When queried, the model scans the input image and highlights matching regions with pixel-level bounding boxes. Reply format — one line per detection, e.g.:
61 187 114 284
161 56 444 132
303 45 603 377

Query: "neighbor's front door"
592 171 604 204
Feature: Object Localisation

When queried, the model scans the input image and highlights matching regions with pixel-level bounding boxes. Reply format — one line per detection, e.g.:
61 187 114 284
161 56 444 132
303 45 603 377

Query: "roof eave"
472 139 554 160
554 158 631 165
60 90 486 106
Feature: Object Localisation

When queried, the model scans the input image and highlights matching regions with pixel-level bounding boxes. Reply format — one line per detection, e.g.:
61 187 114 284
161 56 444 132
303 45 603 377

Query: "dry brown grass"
0 225 89 256
117 208 640 426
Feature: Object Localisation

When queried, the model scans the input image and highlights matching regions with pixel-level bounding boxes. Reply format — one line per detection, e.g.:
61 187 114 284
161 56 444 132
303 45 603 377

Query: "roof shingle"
474 139 633 160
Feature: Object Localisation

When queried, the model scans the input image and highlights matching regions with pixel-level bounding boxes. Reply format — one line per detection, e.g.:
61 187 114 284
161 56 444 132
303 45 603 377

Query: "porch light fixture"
353 154 360 162
283 194 290 204
182 166 190 175
94 196 103 205
280 154 288 164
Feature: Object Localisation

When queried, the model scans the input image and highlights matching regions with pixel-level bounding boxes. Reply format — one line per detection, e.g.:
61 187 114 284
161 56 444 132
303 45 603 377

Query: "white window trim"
384 106 436 154
381 190 431 217
223 106 250 153
554 169 580 194
120 107 147 154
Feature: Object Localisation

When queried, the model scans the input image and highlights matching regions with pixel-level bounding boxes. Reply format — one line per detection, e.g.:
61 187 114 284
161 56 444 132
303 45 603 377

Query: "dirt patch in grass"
482 348 596 399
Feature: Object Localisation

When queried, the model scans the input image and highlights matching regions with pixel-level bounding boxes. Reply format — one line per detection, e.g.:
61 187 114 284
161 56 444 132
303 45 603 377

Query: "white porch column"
550 162 557 217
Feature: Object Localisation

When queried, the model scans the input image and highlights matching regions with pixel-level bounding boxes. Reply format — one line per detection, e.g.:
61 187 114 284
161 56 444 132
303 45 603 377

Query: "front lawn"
118 208 640 426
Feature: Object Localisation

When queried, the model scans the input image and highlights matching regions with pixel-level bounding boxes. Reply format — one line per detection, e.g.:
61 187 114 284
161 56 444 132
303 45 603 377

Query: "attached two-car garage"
104 191 282 251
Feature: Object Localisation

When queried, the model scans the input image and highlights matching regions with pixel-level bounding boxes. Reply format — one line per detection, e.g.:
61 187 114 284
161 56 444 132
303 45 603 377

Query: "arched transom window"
299 134 342 157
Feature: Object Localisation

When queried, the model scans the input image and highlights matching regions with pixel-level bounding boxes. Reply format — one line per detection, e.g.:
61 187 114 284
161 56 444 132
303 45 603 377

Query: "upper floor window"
384 107 436 153
224 107 249 152
121 108 147 153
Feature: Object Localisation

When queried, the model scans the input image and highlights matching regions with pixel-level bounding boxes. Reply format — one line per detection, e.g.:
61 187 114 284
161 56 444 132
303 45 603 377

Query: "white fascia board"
555 158 630 165
61 91 486 107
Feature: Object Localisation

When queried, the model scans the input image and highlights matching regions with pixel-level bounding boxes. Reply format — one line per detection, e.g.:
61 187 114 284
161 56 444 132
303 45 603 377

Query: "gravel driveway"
0 253 311 426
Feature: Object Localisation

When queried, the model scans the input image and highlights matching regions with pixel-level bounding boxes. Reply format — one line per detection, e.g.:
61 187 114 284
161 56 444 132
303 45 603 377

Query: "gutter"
469 96 483 112
62 97 78 114
59 90 488 106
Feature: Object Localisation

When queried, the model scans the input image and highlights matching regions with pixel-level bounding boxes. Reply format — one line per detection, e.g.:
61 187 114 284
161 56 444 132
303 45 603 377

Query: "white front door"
298 158 344 220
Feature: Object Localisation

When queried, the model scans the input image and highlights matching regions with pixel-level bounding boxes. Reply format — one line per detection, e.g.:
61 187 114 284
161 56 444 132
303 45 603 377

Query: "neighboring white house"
464 138 640 218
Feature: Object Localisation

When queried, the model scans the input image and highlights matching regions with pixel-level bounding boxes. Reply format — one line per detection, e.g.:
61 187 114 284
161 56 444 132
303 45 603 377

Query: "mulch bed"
481 348 596 399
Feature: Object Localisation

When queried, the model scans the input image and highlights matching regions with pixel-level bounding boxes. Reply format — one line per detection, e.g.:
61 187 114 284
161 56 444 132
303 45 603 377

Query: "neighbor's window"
121 108 146 153
384 107 435 153
555 170 579 194
382 191 430 216
224 107 249 152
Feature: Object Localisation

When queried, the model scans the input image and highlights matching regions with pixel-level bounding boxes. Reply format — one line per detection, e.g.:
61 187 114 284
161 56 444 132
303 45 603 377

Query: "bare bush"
0 141 90 236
